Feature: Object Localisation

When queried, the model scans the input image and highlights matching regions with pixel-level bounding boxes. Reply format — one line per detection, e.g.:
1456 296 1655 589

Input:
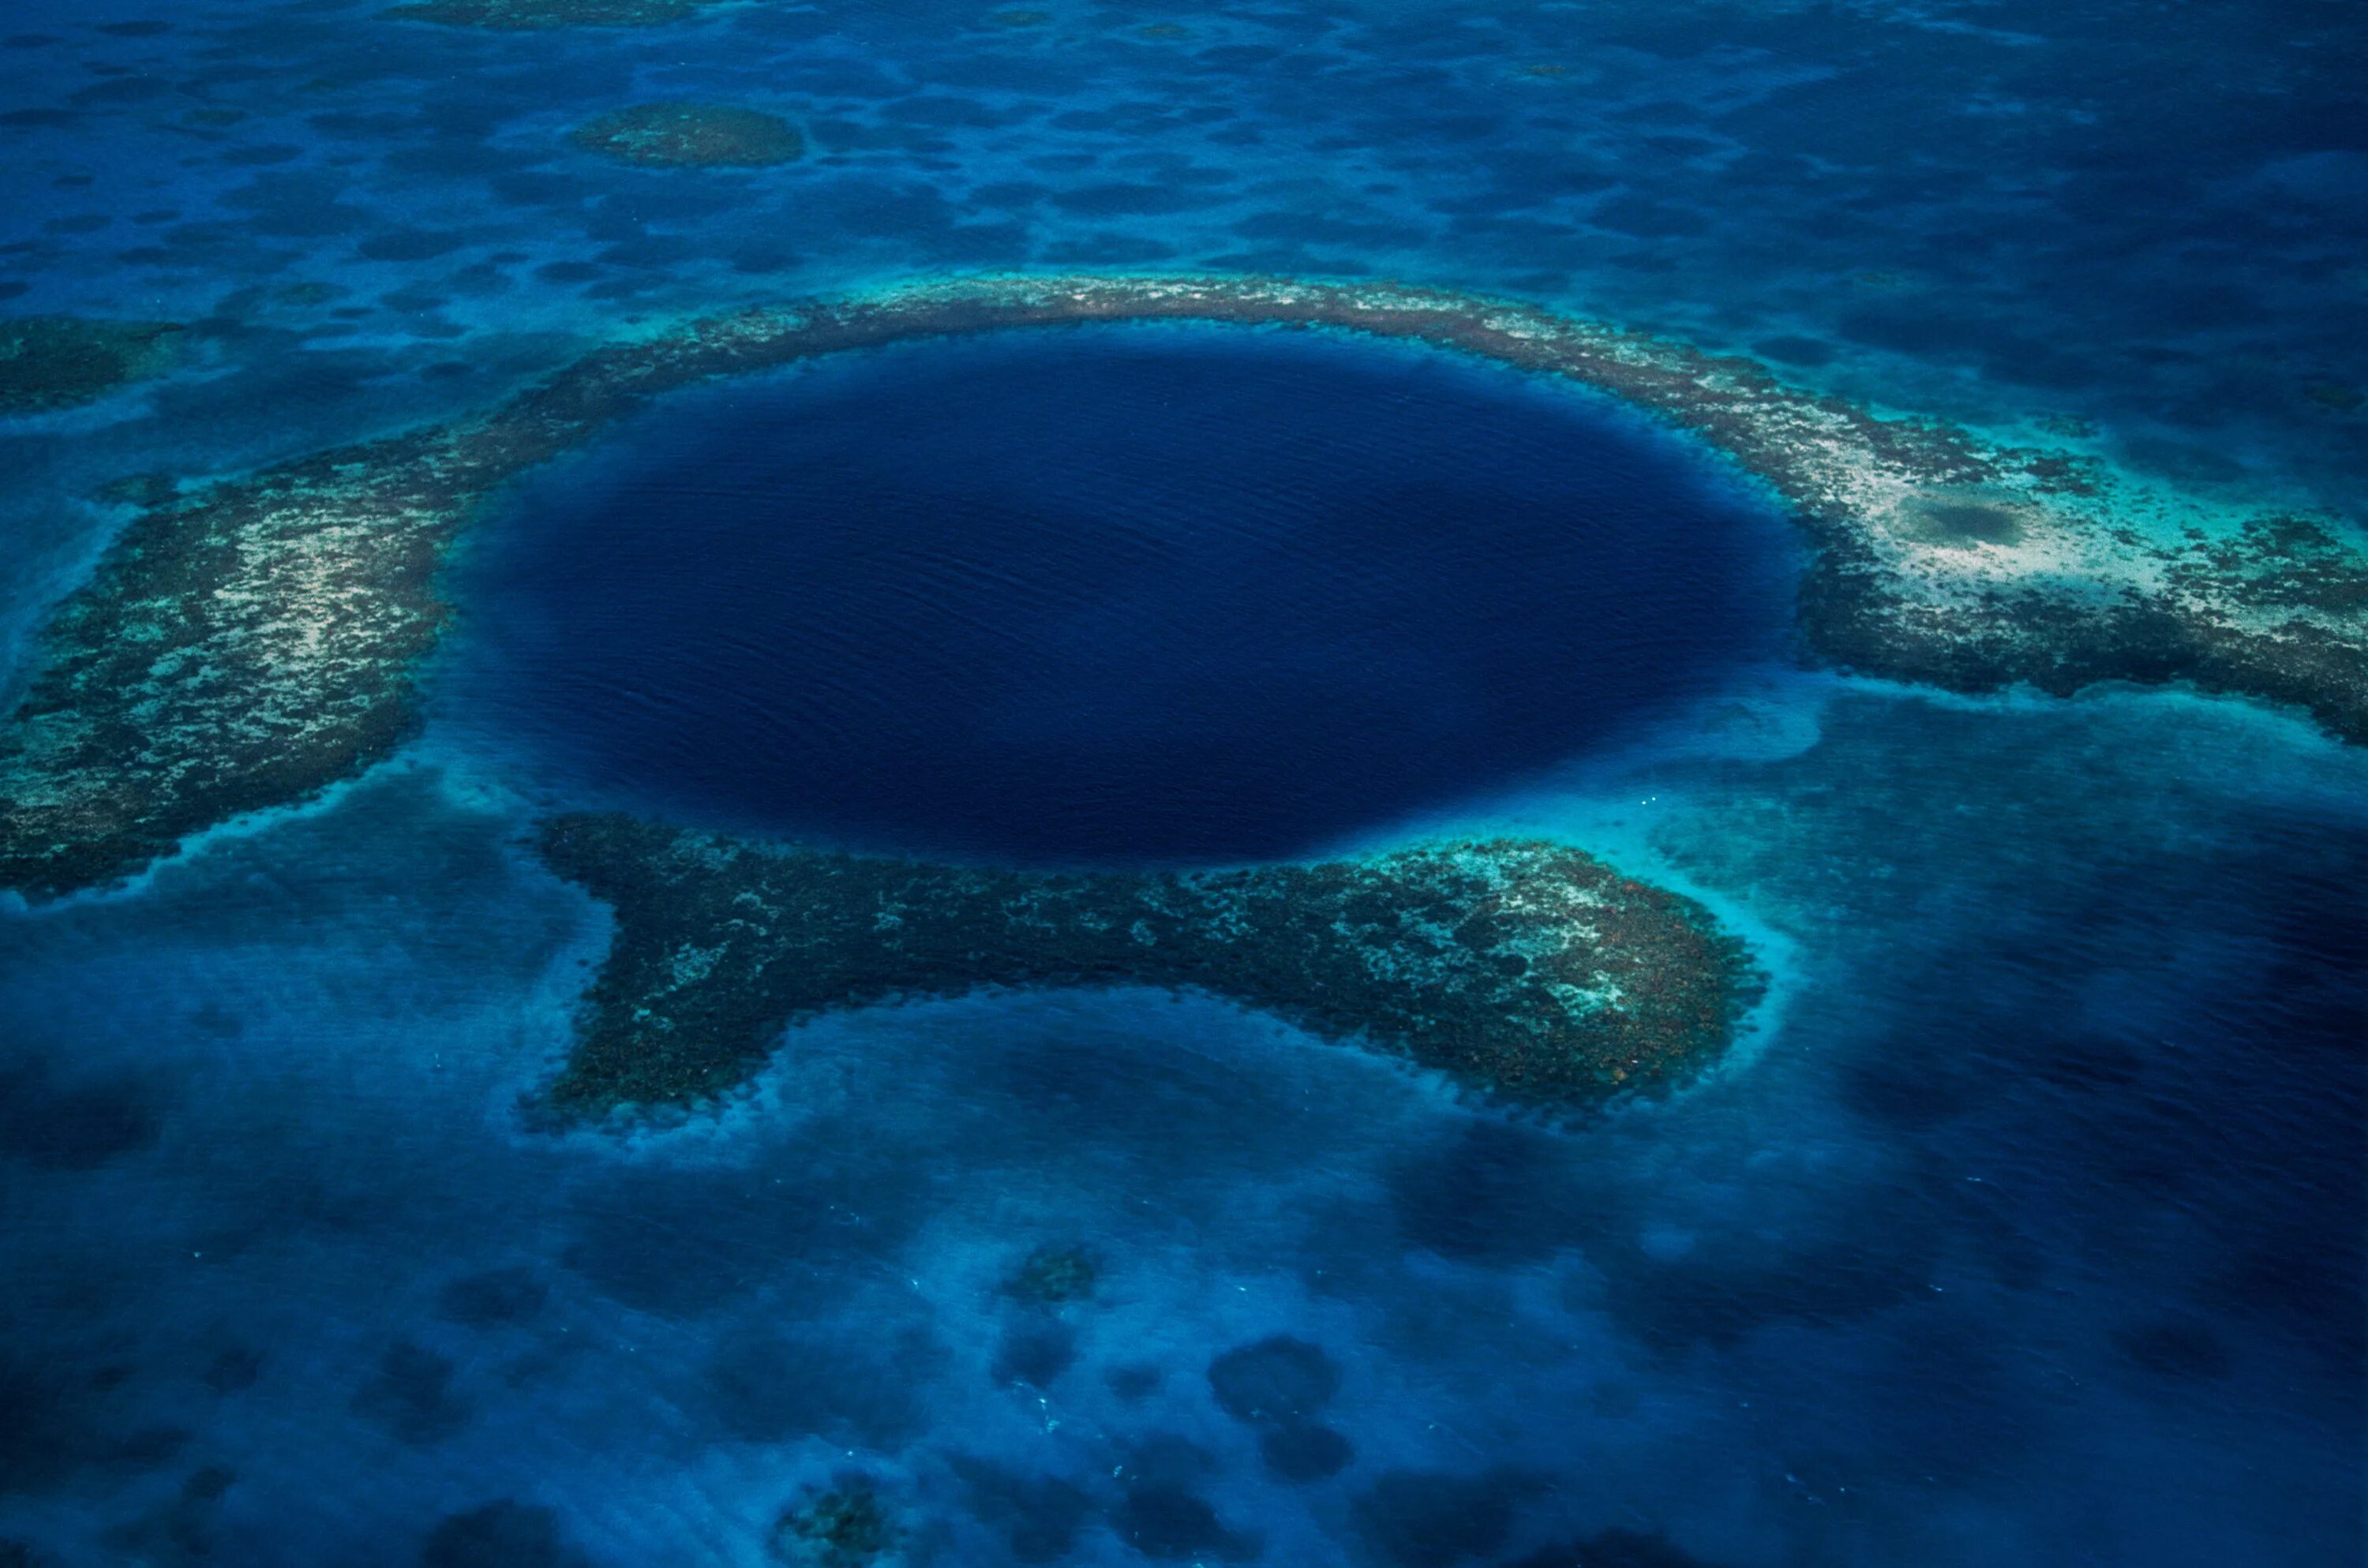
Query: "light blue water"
1 2 2362 1565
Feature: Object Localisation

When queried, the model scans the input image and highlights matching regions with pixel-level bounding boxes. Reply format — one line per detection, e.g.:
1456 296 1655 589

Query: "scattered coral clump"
771 1479 894 1566
571 103 803 167
1004 1244 1099 1305
0 316 181 417
532 813 1760 1119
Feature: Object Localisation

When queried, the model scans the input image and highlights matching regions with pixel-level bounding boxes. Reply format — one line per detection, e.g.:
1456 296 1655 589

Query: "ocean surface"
434 324 1799 863
2 2 2363 1566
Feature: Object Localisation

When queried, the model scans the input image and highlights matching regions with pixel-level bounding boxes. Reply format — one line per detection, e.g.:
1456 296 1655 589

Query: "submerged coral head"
571 103 803 167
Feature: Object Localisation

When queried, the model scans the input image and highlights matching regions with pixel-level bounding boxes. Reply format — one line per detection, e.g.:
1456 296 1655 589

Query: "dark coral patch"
385 0 727 26
2111 1316 2233 1379
1115 1484 1256 1562
1894 494 2028 548
991 1321 1077 1387
1208 1335 1339 1428
351 1342 470 1446
1004 1244 1100 1305
571 103 803 168
1353 1469 1542 1568
437 1267 548 1327
950 1458 1092 1563
1260 1423 1354 1482
0 316 180 416
771 1477 895 1566
420 1500 586 1567
0 1061 162 1169
532 814 1759 1120
1505 1529 1723 1567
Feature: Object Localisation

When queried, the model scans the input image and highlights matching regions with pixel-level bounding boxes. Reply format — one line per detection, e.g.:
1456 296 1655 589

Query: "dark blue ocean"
436 325 1799 863
2 2 2364 1566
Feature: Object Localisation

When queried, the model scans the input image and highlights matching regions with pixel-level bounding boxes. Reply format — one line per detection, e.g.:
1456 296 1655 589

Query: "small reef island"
534 814 1759 1120
2 273 2364 907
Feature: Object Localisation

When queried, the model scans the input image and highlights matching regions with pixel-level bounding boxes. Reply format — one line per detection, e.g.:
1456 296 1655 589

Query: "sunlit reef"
533 813 1759 1119
4 274 2360 907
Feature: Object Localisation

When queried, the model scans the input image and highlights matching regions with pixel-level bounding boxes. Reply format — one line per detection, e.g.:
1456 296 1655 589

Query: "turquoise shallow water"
2 2 2364 1565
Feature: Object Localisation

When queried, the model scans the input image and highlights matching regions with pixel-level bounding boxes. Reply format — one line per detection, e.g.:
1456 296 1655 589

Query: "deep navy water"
441 325 1797 863
2 1 2366 1566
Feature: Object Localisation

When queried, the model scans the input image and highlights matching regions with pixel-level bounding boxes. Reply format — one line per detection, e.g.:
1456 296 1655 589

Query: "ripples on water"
440 324 1797 863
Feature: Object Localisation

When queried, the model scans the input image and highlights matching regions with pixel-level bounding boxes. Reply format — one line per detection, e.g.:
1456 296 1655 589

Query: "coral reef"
530 813 1758 1119
1003 1244 1099 1306
0 316 181 417
0 415 478 897
570 103 802 167
770 1479 894 1567
5 272 2362 900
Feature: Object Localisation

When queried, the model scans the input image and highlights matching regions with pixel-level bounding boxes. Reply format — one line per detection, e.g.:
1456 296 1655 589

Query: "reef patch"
4 273 2362 900
1003 1244 1100 1306
531 812 1759 1120
770 1478 896 1567
569 103 802 167
0 316 182 417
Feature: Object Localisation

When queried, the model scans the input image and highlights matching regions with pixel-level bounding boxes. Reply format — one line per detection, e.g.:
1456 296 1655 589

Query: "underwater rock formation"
0 316 181 417
530 812 1757 1119
4 273 2362 899
569 103 802 167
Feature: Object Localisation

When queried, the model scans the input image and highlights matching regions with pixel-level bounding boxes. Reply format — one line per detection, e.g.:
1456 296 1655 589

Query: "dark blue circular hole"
441 323 1797 864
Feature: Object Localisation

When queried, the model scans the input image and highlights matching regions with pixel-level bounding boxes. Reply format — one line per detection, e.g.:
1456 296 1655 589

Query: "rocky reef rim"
526 810 1766 1125
2 269 2362 902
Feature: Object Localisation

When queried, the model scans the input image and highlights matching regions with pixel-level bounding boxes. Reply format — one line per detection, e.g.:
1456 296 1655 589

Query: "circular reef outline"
530 813 1762 1120
2 271 2361 909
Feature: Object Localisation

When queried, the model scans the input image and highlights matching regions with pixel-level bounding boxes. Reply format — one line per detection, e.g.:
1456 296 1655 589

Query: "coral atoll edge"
534 814 1760 1121
2 271 2361 1115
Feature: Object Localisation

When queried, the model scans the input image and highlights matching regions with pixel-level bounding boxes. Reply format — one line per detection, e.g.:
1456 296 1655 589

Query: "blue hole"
441 321 1798 863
